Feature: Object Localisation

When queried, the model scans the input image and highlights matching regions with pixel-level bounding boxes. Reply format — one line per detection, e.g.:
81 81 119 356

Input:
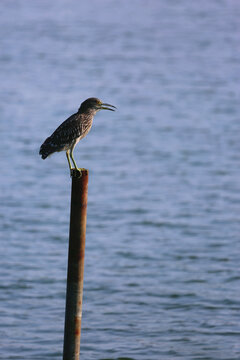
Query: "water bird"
39 97 116 175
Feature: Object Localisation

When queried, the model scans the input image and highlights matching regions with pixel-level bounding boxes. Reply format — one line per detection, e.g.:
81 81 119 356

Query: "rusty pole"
63 169 89 360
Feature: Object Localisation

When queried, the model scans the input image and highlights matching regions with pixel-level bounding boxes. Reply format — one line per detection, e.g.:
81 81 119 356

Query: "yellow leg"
66 150 73 171
69 143 83 177
70 148 79 170
69 147 83 178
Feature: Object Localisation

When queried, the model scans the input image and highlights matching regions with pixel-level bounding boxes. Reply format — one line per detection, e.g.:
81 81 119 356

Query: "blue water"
0 1 240 359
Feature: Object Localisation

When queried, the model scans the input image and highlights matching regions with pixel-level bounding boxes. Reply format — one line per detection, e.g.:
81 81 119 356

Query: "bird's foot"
70 168 83 178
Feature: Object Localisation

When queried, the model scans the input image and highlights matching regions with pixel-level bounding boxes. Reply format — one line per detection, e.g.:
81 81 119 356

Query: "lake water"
0 1 240 359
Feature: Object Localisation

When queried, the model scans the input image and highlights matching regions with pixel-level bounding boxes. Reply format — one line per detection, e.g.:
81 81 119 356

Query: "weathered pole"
63 169 89 360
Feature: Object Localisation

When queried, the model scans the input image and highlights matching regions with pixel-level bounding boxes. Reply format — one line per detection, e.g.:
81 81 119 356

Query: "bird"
39 97 116 176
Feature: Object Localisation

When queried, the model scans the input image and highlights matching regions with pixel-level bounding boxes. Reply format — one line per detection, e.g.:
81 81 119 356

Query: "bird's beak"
100 103 117 111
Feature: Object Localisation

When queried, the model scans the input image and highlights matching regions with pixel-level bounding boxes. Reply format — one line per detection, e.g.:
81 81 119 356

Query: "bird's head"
78 97 116 113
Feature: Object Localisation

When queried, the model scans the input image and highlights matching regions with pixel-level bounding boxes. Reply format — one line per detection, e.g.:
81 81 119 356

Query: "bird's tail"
39 137 55 159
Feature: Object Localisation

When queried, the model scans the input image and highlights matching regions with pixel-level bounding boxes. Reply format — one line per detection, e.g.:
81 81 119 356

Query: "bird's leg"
70 148 79 170
70 147 82 177
66 150 73 172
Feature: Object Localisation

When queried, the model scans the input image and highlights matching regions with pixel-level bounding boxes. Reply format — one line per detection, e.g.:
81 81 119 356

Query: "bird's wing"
39 113 82 158
51 112 82 143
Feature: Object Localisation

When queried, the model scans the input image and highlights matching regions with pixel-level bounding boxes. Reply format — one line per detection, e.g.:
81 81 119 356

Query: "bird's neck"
78 108 97 116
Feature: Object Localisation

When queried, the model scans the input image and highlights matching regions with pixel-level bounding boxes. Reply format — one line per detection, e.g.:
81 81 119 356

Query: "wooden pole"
63 169 89 360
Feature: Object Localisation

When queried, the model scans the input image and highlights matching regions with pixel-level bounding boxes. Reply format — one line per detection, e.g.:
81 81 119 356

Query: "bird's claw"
70 168 82 178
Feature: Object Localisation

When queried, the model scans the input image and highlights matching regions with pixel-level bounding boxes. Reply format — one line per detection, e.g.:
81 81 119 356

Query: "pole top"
71 169 89 178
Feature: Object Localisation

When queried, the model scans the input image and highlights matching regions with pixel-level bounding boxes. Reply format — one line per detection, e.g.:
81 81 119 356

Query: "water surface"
0 1 240 359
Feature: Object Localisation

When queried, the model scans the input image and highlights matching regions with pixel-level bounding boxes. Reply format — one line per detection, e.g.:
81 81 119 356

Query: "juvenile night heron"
39 97 116 175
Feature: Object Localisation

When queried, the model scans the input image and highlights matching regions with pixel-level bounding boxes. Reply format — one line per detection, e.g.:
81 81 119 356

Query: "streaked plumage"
39 97 116 174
